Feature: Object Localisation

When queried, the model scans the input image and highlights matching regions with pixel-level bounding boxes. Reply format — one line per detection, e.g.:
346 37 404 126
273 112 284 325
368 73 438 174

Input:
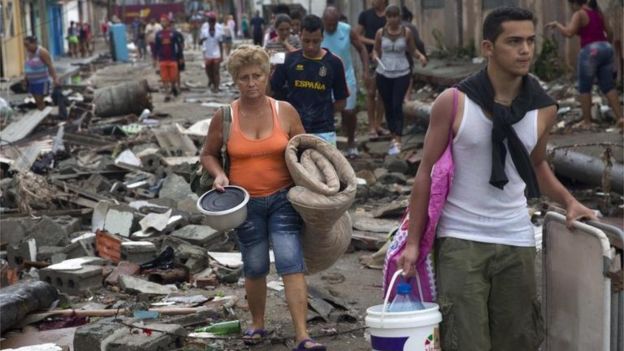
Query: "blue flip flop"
242 328 268 345
292 338 326 351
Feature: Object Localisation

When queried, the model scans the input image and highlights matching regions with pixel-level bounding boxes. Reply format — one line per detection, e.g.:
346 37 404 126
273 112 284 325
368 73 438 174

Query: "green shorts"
435 237 544 351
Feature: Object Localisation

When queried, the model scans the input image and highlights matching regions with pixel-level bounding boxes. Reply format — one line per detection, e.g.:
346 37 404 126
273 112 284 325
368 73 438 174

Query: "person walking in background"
78 22 93 57
200 12 224 92
251 11 265 46
270 15 349 146
241 14 250 39
222 15 234 57
322 6 370 158
67 21 79 58
356 0 388 140
201 44 326 351
23 36 59 110
290 10 303 37
373 5 427 155
154 16 184 99
401 6 427 101
546 0 623 129
136 20 148 60
146 17 163 69
190 11 203 50
264 14 300 55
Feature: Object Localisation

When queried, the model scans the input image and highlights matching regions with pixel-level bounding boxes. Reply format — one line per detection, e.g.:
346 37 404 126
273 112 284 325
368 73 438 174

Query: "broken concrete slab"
153 126 197 157
27 216 80 247
139 209 172 232
372 199 409 218
105 261 140 285
377 172 408 185
107 323 186 351
171 225 221 246
0 107 53 145
7 238 36 267
176 194 201 214
158 173 193 202
351 231 387 251
352 216 399 234
103 207 136 237
120 241 156 264
73 317 129 351
383 157 409 174
118 275 178 295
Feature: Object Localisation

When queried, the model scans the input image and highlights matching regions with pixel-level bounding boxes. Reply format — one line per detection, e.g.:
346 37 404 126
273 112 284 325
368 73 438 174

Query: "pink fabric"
383 88 459 302
579 8 607 48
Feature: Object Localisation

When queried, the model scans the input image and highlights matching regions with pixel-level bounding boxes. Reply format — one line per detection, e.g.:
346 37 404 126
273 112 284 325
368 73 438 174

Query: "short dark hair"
301 14 323 34
274 4 290 15
568 0 599 10
291 10 303 21
24 36 37 44
483 7 535 42
275 14 291 28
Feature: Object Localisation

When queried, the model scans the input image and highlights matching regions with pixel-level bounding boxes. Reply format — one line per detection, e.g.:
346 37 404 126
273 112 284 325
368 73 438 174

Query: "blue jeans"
577 41 615 94
235 188 305 278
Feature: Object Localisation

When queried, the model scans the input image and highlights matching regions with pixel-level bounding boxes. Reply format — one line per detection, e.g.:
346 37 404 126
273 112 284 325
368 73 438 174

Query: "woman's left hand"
418 55 428 67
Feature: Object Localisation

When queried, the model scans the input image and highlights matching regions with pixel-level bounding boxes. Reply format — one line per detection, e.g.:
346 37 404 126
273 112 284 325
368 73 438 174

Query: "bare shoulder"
277 100 299 122
431 88 465 133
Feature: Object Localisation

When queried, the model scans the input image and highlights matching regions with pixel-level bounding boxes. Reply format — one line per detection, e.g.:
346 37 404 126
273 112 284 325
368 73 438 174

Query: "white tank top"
437 96 539 247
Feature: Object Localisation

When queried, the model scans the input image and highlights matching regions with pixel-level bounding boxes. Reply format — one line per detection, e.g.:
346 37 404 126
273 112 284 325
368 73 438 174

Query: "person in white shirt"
200 12 224 92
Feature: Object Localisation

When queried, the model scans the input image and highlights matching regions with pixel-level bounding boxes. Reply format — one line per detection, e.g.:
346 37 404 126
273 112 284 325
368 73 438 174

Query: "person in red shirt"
154 16 184 99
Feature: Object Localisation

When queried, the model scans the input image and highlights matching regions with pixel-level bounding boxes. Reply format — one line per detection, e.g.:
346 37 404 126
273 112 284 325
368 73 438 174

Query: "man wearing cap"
154 16 184 99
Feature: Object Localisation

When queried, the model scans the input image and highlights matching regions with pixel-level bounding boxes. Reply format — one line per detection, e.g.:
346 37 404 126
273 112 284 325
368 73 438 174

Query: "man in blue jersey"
322 6 369 158
270 14 349 145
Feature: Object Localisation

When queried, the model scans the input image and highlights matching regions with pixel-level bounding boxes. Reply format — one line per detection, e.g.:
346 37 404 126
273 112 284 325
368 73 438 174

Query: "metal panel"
543 212 613 351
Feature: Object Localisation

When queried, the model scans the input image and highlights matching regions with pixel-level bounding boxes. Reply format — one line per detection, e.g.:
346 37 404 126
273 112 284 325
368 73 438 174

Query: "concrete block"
161 237 208 273
64 232 97 259
27 216 77 247
6 238 36 267
37 246 66 262
118 275 177 295
159 173 192 202
0 218 30 245
120 241 156 264
170 225 222 246
107 323 186 351
73 317 128 351
39 258 105 295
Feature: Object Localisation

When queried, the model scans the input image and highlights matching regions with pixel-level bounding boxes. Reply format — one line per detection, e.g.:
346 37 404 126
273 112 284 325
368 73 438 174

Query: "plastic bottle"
387 282 425 312
194 320 241 335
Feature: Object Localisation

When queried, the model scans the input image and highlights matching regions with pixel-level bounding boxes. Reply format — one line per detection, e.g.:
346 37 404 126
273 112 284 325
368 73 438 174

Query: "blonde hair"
227 44 270 80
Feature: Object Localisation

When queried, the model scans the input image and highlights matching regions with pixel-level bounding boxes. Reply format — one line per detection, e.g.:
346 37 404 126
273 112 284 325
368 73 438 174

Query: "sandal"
368 131 379 140
376 127 391 136
292 338 326 351
242 328 269 345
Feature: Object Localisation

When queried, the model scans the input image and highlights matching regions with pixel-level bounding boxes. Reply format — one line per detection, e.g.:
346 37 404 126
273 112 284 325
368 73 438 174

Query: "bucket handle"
381 269 425 325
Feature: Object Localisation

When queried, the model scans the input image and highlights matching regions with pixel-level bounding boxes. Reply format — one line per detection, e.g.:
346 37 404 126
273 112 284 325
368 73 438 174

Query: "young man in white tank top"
399 7 596 351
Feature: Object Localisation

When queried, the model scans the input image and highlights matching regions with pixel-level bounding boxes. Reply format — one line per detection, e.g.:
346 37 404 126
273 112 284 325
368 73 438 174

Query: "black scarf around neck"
456 68 556 198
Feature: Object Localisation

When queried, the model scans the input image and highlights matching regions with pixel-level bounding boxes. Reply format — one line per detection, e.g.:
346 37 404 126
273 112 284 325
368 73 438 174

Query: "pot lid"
199 187 247 212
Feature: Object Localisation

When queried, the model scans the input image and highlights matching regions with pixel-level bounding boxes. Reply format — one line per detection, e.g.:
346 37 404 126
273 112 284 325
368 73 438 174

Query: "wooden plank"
0 107 52 145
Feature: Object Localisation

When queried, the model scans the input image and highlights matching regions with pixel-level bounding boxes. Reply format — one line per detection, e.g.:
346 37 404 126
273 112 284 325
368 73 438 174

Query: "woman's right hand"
213 173 229 192
398 241 419 277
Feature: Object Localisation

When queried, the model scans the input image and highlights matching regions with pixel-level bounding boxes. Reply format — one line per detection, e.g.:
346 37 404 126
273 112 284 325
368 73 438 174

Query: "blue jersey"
270 49 349 134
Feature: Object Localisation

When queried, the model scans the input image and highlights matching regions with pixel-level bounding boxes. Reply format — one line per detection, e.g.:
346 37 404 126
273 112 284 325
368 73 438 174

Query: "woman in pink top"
547 0 622 129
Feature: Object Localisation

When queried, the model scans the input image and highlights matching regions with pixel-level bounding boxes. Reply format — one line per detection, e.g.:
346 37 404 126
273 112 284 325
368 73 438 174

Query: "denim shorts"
312 132 337 147
235 188 305 278
577 41 615 94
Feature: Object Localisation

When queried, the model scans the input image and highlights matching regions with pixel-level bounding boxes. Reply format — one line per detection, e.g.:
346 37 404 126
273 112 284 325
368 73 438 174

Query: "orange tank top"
227 97 293 197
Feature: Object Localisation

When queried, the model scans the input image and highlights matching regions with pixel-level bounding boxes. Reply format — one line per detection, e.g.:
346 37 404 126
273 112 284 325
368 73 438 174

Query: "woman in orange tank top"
200 45 327 351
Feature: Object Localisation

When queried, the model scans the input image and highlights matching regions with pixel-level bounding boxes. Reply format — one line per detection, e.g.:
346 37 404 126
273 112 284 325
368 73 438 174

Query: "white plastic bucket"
365 269 442 351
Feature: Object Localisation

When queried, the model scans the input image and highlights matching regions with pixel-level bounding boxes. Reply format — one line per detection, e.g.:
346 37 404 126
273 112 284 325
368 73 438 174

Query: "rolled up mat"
284 134 357 274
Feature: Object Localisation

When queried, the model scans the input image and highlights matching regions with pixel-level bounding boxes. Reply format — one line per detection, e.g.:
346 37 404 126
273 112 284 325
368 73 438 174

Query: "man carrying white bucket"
399 7 596 351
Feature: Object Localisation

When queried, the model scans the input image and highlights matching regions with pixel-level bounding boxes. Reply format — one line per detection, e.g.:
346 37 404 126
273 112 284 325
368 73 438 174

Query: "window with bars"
422 0 445 10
